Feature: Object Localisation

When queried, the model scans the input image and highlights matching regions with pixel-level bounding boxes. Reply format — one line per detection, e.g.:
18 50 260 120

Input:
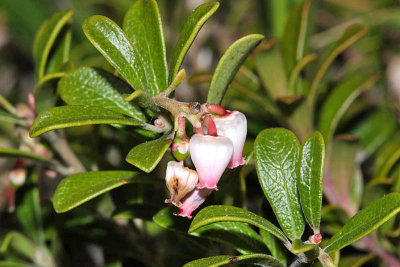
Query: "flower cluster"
164 105 247 219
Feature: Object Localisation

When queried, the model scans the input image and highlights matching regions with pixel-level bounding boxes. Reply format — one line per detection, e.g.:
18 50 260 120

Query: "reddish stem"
176 116 186 137
203 114 218 136
203 103 227 115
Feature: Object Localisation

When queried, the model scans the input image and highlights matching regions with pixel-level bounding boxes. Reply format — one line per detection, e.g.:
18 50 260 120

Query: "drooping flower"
165 161 198 207
189 134 233 190
214 111 247 168
174 188 212 219
8 167 26 188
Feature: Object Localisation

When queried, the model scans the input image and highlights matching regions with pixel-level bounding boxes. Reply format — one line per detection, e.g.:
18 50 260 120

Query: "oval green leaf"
83 15 147 91
33 9 73 81
318 73 378 146
183 254 285 267
53 171 158 212
123 0 168 95
58 67 146 121
45 27 71 75
207 34 263 104
189 205 289 246
30 105 141 137
169 2 219 83
298 132 325 233
125 133 172 173
324 193 400 253
255 128 305 240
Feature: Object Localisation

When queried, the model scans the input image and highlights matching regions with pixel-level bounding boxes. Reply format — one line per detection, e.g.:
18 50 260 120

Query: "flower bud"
174 188 212 219
171 136 190 161
165 161 198 207
189 134 233 190
8 167 27 188
214 111 247 168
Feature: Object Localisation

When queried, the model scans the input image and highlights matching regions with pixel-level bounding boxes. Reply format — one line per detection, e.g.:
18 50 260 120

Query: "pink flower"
214 111 247 168
165 161 198 207
174 188 212 219
189 134 233 190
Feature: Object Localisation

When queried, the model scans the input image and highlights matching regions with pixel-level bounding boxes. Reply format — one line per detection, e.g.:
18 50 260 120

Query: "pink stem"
203 103 227 115
203 114 218 136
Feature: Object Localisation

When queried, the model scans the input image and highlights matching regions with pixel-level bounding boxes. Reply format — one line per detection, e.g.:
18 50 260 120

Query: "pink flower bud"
172 136 190 161
165 161 198 207
214 111 247 168
8 167 27 188
174 188 212 219
189 134 233 190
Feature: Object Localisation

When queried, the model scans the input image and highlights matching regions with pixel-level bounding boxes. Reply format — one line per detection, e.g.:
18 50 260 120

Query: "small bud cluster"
165 104 247 219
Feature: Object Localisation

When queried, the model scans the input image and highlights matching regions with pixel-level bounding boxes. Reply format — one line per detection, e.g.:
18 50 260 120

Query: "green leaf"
45 27 71 75
255 128 305 240
281 2 310 75
58 67 146 121
30 105 141 137
33 9 73 82
125 133 172 173
0 110 25 126
34 72 64 114
183 254 285 267
0 147 52 163
189 205 289 245
291 239 317 254
254 45 289 99
83 15 147 91
298 132 325 233
317 73 378 146
207 34 263 104
169 2 219 83
193 222 268 255
123 0 168 95
260 229 287 264
308 24 367 112
122 89 157 110
16 187 44 245
324 193 400 253
352 108 397 158
53 171 159 212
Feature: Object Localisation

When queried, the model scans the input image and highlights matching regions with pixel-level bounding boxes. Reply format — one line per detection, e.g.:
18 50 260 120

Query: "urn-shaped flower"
174 188 212 219
214 111 247 168
165 161 198 207
189 134 233 190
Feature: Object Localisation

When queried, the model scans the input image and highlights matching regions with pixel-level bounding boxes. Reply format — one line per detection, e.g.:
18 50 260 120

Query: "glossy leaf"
125 133 172 173
207 34 263 104
193 222 269 254
58 67 146 121
34 72 64 114
260 229 287 264
318 73 378 146
254 45 289 99
33 9 73 81
325 193 400 253
153 207 266 254
16 187 44 245
255 128 305 240
308 24 367 111
189 205 289 245
291 239 317 254
53 171 158 212
281 2 310 75
123 0 168 94
298 132 325 233
169 2 219 83
30 105 141 137
83 15 147 91
0 147 52 163
183 254 285 267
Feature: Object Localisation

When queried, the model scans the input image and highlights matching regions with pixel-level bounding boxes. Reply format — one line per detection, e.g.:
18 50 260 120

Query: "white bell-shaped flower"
165 161 198 207
214 111 247 168
174 188 212 219
189 134 233 190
